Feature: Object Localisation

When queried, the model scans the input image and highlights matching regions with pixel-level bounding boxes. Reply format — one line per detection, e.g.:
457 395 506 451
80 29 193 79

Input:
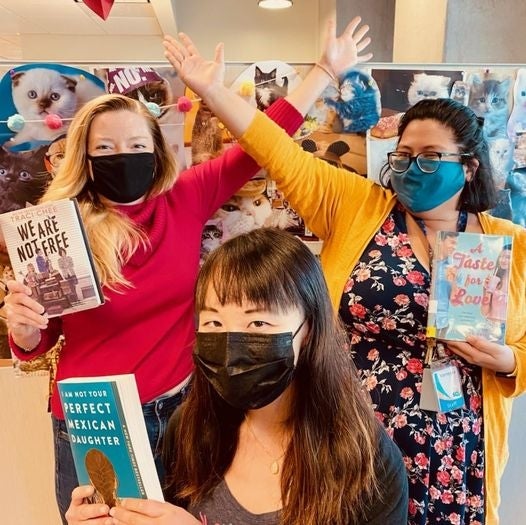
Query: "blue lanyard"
415 209 468 276
415 209 468 236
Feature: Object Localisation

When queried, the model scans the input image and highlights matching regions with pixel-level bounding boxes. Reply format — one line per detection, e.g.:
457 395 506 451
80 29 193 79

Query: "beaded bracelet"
16 332 42 353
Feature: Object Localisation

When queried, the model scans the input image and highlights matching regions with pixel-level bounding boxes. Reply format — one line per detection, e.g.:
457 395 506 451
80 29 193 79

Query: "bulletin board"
0 59 524 358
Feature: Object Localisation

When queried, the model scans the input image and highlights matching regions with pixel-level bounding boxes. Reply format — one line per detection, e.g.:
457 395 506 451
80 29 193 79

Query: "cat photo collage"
0 62 525 340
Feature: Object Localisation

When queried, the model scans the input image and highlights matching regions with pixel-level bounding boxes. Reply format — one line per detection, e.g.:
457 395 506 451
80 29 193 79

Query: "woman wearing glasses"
164 33 526 525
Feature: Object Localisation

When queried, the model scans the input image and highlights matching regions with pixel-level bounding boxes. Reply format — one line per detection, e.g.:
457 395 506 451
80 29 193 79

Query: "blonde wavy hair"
41 94 178 291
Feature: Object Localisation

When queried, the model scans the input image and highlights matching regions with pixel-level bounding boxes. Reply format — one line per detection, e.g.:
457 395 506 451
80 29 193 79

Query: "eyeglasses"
387 151 472 174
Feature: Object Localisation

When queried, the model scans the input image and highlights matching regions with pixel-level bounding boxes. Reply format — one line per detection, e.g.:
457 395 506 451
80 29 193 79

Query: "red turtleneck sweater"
10 99 302 418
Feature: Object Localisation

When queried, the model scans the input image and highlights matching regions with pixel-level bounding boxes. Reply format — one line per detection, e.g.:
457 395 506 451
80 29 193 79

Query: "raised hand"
163 33 225 99
319 16 372 79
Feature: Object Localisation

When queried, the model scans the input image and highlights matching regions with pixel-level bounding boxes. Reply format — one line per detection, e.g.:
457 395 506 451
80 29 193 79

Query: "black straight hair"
380 98 498 212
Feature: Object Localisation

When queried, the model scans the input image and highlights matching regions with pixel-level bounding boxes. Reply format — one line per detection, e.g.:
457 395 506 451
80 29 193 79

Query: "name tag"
420 362 465 413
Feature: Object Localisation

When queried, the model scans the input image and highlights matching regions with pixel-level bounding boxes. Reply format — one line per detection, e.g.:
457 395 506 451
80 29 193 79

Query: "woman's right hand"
4 279 47 344
65 486 111 525
163 33 225 101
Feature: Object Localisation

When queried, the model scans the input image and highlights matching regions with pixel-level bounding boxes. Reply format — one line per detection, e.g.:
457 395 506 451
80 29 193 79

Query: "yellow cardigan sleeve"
239 111 393 242
480 213 526 398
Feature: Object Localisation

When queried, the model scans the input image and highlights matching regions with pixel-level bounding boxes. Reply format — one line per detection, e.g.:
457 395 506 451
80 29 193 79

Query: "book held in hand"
0 198 104 317
57 374 164 504
427 231 513 344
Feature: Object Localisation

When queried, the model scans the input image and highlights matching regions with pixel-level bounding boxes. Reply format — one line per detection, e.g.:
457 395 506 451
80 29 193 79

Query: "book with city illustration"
427 231 512 344
0 198 104 317
57 374 164 505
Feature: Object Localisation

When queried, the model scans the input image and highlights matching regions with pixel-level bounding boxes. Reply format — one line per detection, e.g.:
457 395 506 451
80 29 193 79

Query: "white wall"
21 34 166 62
173 0 320 63
337 0 396 62
393 0 448 62
445 0 526 63
499 395 526 523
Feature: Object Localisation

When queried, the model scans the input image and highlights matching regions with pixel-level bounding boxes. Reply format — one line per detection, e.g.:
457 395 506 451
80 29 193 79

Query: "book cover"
427 231 513 344
0 198 104 317
57 374 164 505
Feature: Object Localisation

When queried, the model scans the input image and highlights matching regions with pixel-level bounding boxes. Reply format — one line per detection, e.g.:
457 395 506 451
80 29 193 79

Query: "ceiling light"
258 0 293 9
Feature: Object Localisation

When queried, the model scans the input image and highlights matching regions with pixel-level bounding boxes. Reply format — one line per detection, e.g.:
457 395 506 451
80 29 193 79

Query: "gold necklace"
244 416 286 475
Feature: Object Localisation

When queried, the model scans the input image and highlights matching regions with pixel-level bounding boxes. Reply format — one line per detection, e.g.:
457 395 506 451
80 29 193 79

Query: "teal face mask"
390 160 466 213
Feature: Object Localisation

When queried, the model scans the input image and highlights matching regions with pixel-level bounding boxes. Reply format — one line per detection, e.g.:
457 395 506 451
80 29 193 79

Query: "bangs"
195 238 304 313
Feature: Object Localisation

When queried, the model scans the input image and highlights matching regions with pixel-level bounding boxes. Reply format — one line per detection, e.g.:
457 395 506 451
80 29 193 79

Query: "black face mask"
87 152 155 204
194 323 304 411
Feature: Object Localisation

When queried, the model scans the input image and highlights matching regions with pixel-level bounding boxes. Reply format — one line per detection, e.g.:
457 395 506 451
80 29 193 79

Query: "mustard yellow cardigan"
240 111 526 525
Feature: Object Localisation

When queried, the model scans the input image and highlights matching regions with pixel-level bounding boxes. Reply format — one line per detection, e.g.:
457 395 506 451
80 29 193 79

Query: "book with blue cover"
427 231 513 344
57 374 163 506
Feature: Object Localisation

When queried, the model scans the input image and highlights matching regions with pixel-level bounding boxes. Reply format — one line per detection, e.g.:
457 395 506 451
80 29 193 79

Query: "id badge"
432 363 465 413
420 366 439 412
420 362 465 413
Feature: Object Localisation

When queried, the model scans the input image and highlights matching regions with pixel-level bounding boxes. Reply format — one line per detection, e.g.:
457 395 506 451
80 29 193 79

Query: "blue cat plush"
324 70 381 133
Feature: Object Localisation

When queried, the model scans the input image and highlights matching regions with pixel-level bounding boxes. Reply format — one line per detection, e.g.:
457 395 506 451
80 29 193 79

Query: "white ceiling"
0 0 170 60
0 0 322 64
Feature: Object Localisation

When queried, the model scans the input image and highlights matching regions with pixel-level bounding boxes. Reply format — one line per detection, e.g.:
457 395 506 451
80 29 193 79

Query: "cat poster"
465 68 513 140
94 66 187 170
196 60 308 265
0 63 105 150
506 68 526 169
371 69 463 115
199 172 305 266
230 60 301 112
186 89 228 167
0 64 105 216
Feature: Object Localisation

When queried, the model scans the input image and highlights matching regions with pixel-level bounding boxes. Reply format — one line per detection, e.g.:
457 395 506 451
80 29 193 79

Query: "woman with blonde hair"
3 16 373 524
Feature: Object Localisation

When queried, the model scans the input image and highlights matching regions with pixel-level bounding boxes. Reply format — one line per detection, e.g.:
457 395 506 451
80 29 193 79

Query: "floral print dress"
339 206 484 525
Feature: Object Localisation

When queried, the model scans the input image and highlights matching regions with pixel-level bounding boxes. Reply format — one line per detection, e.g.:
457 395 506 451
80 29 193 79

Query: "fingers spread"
178 32 199 57
352 24 370 44
356 36 371 53
343 15 362 38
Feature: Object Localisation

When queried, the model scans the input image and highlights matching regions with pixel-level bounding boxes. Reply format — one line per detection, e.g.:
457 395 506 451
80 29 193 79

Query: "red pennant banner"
83 0 115 20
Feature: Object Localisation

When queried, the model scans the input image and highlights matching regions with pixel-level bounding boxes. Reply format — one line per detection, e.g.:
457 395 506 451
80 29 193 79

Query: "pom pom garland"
176 96 193 113
145 101 161 118
44 113 63 130
7 113 25 132
239 81 255 97
0 95 202 133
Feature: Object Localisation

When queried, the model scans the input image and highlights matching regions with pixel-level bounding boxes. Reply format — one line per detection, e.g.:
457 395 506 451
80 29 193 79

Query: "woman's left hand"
109 498 200 524
447 336 516 374
319 16 373 78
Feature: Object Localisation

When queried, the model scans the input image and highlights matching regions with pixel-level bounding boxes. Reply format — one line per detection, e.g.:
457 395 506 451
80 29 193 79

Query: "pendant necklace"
244 416 286 475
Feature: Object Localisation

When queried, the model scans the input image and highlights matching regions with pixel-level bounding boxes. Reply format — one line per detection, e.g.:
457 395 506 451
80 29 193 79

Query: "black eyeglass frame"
387 151 473 174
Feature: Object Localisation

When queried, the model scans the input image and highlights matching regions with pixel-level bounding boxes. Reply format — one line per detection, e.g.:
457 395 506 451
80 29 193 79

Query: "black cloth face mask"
87 152 155 204
194 323 304 411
